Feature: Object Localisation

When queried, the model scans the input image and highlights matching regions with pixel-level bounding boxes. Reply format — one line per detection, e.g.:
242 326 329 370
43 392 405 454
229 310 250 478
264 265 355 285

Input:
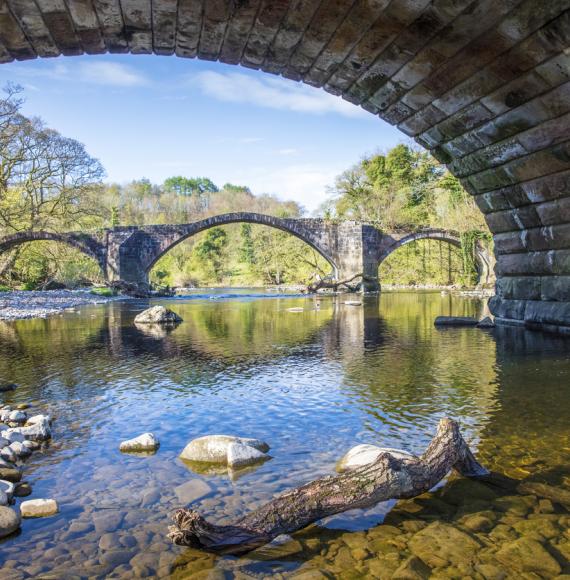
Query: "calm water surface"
0 291 568 579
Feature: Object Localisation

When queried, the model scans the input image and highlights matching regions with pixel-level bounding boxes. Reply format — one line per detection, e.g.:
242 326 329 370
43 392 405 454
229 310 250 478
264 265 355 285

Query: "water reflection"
0 291 567 578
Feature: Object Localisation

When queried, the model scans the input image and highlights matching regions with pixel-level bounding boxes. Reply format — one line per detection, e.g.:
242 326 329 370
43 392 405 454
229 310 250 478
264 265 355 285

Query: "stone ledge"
490 296 570 334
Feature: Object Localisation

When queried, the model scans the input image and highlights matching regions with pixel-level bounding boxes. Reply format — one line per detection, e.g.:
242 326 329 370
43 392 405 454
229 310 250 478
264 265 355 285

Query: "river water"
0 291 568 579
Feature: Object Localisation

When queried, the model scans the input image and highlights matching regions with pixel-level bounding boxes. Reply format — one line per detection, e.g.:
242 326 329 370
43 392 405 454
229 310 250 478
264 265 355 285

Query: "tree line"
0 86 490 291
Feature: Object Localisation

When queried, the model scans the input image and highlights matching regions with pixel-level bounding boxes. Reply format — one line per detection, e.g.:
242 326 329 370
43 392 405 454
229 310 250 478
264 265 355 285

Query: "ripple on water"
0 292 568 578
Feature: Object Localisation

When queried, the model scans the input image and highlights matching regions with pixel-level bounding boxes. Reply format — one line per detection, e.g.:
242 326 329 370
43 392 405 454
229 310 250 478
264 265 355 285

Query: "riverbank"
0 289 127 320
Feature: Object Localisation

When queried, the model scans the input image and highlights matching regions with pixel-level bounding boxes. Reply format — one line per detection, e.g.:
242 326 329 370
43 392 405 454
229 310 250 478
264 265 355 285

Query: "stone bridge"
0 1 568 330
0 214 493 291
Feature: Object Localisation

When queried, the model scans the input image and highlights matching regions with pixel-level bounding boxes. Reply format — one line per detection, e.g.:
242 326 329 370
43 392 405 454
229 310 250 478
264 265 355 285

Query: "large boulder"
0 506 20 538
134 306 182 325
179 435 270 465
119 433 160 453
337 444 416 472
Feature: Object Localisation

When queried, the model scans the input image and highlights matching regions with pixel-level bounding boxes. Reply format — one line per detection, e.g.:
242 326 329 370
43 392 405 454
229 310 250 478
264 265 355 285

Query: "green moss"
90 287 116 297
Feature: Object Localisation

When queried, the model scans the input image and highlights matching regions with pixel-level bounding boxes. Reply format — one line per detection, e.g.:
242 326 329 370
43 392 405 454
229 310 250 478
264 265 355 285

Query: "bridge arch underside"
378 231 493 288
1 1 569 331
115 214 340 285
0 232 107 277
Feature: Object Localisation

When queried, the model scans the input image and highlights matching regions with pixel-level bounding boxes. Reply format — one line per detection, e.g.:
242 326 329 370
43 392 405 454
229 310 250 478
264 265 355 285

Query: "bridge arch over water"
378 229 494 287
0 230 107 275
0 2 568 330
141 213 340 276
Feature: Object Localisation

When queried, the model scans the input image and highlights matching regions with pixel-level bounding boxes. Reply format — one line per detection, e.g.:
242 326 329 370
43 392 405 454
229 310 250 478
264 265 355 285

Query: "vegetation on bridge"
0 87 489 290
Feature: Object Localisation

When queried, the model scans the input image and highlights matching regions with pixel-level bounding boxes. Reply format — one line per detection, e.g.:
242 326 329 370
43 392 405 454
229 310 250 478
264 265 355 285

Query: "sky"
0 54 404 213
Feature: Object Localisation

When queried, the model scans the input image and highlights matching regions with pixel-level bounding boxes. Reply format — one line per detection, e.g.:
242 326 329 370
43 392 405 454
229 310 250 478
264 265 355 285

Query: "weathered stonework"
0 1 567 330
0 214 491 292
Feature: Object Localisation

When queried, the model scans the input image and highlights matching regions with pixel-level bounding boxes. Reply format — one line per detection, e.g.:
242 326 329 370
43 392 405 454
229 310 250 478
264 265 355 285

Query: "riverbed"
0 291 568 578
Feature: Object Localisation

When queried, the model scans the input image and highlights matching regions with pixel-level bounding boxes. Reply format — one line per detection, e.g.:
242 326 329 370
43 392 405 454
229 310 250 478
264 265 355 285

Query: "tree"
194 227 228 282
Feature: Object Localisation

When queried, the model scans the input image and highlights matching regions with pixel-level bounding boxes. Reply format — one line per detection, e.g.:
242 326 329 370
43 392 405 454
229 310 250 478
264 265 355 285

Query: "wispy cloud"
191 71 368 119
277 148 299 156
10 61 148 88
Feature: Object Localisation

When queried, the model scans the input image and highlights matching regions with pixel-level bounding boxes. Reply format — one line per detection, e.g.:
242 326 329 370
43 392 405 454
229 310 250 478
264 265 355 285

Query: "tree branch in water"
167 418 488 555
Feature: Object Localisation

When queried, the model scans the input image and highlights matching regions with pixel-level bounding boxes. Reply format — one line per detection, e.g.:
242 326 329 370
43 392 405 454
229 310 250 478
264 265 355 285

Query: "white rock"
0 480 15 501
26 414 52 426
344 300 362 306
134 306 183 325
174 479 212 504
119 433 160 453
9 441 31 459
20 499 59 518
179 435 270 464
337 444 416 472
0 447 16 463
1 431 25 443
227 442 270 469
8 411 26 423
6 417 51 441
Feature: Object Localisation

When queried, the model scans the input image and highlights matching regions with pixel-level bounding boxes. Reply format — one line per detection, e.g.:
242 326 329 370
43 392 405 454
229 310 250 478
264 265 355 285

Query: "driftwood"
306 272 363 293
168 418 488 555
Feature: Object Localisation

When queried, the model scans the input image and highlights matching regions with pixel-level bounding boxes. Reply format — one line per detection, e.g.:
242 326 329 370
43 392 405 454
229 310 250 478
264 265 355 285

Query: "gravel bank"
0 290 127 320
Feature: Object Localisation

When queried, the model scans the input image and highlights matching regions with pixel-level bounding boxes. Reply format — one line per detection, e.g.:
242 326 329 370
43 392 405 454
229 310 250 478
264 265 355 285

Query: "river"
0 291 568 578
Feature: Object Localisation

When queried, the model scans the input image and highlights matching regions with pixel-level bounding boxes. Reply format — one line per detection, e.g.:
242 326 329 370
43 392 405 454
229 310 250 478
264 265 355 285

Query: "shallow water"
0 291 568 579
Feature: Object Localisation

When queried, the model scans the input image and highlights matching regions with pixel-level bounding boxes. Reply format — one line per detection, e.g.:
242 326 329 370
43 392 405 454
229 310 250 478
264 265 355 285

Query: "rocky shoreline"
0 289 127 321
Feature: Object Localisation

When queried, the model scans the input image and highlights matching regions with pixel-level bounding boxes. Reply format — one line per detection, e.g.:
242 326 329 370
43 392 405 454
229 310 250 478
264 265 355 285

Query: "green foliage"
0 284 10 292
163 176 218 197
90 287 116 297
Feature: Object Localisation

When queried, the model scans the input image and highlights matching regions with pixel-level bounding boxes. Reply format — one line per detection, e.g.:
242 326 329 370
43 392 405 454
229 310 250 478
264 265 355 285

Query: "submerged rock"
434 316 478 327
0 382 16 393
0 465 21 482
179 435 270 464
0 506 20 538
14 482 31 497
134 306 183 325
495 537 561 576
119 433 160 453
227 442 270 469
337 444 416 472
174 479 212 504
20 498 59 518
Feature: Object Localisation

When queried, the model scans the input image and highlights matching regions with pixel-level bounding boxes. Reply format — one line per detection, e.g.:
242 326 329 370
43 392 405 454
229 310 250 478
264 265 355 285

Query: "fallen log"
168 418 488 555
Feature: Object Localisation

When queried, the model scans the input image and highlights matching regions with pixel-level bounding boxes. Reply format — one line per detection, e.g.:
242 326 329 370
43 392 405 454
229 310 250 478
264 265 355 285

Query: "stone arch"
378 229 494 287
0 2 569 329
142 213 340 276
0 231 107 276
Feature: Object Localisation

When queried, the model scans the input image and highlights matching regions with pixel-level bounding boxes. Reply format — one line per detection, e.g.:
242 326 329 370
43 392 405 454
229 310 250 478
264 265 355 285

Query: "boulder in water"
179 435 269 464
20 498 59 518
134 306 182 325
0 506 20 538
119 433 160 453
337 444 416 472
0 382 16 393
434 316 478 327
227 442 270 469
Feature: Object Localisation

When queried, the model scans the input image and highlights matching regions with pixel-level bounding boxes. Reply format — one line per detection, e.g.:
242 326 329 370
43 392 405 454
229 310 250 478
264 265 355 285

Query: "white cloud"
10 60 148 88
234 163 341 212
277 148 299 156
191 71 368 119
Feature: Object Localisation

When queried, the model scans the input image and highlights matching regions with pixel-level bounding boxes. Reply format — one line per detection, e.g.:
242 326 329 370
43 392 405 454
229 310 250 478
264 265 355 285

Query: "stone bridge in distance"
0 213 493 291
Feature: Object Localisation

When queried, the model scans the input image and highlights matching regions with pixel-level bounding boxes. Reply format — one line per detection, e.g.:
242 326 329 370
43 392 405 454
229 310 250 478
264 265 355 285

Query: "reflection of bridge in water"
0 213 493 291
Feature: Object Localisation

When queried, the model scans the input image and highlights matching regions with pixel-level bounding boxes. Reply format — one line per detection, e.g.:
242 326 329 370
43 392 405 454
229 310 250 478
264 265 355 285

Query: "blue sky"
0 55 404 213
